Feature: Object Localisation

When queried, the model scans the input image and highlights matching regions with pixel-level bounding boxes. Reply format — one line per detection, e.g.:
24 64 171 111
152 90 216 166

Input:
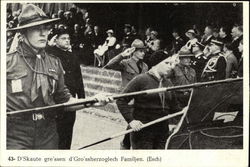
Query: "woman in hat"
94 29 117 66
180 29 198 52
147 30 161 52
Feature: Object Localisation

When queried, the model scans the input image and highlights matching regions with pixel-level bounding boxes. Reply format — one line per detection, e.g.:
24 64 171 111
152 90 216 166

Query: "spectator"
171 29 185 54
219 26 232 44
200 26 214 46
147 30 161 52
172 53 196 107
180 29 198 53
144 27 153 46
229 25 243 61
71 23 84 50
201 39 226 81
145 39 169 69
191 42 208 82
94 29 117 66
212 27 220 40
92 25 104 49
122 24 135 48
223 43 238 78
237 40 243 77
46 29 85 149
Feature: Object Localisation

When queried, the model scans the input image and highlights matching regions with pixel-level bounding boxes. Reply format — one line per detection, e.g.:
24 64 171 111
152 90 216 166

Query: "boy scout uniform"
7 4 71 149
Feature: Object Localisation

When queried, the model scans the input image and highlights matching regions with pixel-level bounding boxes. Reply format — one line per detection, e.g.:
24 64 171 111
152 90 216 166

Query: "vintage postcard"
0 1 249 166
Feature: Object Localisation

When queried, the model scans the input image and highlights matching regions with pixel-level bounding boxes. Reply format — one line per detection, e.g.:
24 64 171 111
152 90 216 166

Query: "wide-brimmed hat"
185 29 197 38
8 4 60 31
131 39 146 49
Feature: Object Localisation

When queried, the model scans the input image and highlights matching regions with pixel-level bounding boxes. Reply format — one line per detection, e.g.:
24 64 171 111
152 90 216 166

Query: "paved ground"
71 108 127 150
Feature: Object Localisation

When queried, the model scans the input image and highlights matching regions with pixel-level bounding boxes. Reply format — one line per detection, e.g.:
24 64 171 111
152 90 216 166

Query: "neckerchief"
19 42 53 105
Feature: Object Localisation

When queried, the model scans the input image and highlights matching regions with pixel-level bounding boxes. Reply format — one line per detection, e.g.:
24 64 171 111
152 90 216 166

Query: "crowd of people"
6 4 243 150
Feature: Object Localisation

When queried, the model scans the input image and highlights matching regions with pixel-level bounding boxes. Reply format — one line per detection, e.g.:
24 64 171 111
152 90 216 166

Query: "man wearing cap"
171 53 196 107
191 42 208 82
46 29 85 149
104 39 148 87
201 39 227 81
105 39 148 149
116 56 180 149
6 4 111 149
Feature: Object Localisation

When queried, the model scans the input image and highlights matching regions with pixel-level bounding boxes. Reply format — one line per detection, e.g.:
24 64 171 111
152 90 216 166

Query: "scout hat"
131 39 146 49
9 4 60 31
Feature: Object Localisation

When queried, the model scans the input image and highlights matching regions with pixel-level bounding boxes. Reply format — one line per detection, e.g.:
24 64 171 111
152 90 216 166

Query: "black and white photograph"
1 1 249 167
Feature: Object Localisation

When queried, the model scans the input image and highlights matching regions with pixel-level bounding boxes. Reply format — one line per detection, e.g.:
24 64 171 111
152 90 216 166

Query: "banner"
166 80 243 149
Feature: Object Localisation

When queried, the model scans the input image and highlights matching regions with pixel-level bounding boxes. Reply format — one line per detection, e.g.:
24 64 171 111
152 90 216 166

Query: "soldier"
7 4 111 149
201 39 227 81
171 53 196 107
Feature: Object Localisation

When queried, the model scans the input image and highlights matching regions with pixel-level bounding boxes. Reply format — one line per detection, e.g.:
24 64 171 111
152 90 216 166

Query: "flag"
166 80 243 149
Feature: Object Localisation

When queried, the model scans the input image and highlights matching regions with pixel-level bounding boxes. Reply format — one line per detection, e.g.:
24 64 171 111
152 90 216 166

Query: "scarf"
19 42 54 105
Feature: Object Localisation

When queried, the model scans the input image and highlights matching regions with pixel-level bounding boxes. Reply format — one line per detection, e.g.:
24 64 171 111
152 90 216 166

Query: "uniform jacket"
105 54 148 87
7 42 71 112
201 52 227 81
172 64 197 88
